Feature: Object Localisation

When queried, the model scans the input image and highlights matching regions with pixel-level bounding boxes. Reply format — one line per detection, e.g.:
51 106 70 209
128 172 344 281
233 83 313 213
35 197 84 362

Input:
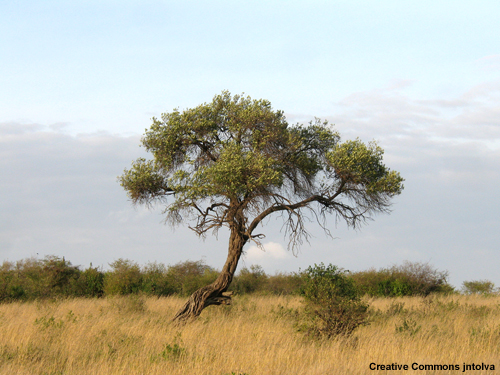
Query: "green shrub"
166 260 219 296
0 257 105 300
376 278 413 297
0 257 221 300
0 256 457 303
41 256 81 296
21 257 50 298
351 261 452 297
462 280 497 295
231 265 268 294
299 263 369 338
230 267 303 296
0 256 82 300
264 272 303 295
0 261 22 301
104 259 142 295
141 262 176 296
72 265 105 297
150 333 186 362
391 261 451 295
395 317 421 336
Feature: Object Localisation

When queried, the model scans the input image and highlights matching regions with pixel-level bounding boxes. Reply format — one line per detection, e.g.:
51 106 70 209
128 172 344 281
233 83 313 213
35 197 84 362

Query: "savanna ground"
0 294 499 375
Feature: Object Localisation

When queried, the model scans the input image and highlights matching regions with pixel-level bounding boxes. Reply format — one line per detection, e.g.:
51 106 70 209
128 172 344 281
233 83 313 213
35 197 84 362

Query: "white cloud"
325 79 500 152
245 242 289 262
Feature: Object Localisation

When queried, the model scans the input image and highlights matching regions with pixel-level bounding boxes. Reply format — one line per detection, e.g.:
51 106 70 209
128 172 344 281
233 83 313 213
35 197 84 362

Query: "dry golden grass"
0 294 499 375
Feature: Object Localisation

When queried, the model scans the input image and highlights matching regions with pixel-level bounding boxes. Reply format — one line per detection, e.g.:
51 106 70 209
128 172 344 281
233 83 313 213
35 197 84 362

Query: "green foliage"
229 266 303 296
150 334 186 362
263 272 303 295
299 263 369 338
327 139 404 196
377 278 413 297
34 315 64 330
0 261 21 301
73 265 105 297
351 262 452 297
462 280 497 295
166 260 219 296
0 256 457 303
395 317 421 336
99 259 219 297
231 265 268 294
141 262 175 296
301 263 359 301
0 256 224 301
40 256 81 296
119 91 403 248
119 91 297 209
104 259 143 296
0 256 82 301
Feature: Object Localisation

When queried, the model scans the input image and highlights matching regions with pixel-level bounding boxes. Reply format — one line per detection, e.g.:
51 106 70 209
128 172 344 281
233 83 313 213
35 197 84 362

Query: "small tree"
299 263 369 337
462 280 496 295
104 259 142 295
119 91 404 321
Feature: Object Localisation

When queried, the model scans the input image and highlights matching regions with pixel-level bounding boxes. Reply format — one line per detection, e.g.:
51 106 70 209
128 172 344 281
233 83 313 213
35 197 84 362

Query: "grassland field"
0 294 499 375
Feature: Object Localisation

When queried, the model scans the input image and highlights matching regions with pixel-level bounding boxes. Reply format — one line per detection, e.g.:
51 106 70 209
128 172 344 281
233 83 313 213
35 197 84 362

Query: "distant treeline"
0 256 464 302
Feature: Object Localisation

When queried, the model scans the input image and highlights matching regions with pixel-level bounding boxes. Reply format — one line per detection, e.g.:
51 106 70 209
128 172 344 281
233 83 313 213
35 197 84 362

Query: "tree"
462 280 497 294
118 91 404 322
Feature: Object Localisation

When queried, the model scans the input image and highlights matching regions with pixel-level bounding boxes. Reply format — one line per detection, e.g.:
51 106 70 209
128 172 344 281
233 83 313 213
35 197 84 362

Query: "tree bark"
172 225 247 322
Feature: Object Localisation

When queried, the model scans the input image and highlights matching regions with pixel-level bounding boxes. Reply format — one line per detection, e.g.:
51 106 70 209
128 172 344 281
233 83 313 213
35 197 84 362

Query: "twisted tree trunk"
172 226 247 322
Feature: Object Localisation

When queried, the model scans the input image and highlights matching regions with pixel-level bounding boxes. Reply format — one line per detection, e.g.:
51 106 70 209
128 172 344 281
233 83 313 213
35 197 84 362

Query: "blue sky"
1 1 500 288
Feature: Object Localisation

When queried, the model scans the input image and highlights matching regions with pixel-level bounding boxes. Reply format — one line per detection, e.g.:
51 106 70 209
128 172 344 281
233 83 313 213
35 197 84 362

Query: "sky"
1 0 500 289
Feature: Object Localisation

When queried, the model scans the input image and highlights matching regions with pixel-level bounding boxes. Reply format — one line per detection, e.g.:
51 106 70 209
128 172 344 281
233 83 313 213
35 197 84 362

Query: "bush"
104 259 143 295
41 256 81 296
73 265 105 297
351 261 452 297
392 261 452 295
0 256 456 302
20 257 49 298
0 256 83 301
299 263 369 338
376 277 413 297
265 272 303 295
231 265 268 294
166 260 219 296
462 280 497 295
0 257 221 300
230 267 303 296
141 262 176 296
0 261 23 301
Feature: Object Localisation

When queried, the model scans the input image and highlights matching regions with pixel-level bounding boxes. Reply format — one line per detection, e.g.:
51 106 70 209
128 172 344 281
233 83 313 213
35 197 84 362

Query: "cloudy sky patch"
245 242 289 262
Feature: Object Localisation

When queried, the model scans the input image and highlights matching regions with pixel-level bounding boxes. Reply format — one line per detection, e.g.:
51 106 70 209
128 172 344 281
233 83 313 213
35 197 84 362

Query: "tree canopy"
120 91 403 250
119 91 404 321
